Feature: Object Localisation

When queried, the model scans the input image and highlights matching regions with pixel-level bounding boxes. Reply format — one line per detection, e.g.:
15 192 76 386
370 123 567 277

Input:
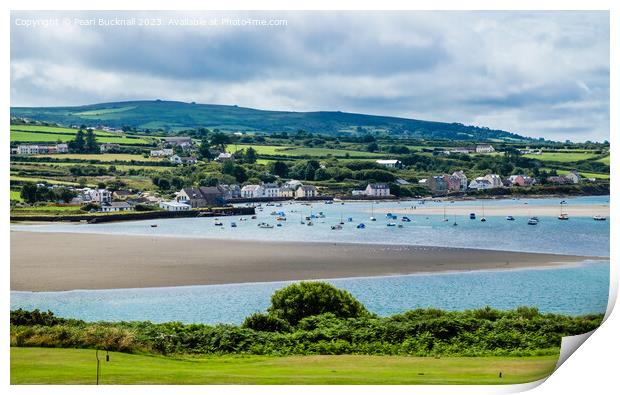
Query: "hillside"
11 100 531 141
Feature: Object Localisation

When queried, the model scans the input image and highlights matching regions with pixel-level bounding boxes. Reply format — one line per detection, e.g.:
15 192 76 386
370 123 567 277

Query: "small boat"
307 221 314 226
266 203 275 207
239 217 247 221
370 217 377 221
214 222 223 226
348 217 353 222
150 224 158 228
331 224 343 230
558 214 569 220
397 224 404 228
251 215 257 219
325 200 333 205
469 213 476 220
480 217 487 222
357 223 366 229
258 223 274 229
480 202 486 222
593 215 607 221
370 203 377 221
387 222 397 227
442 207 449 222
401 216 411 222
230 222 237 228
506 216 515 221
527 218 539 225
276 223 283 227
276 216 287 221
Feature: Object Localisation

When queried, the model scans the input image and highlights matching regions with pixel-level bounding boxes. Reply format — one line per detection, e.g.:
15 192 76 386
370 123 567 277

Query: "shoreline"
11 231 604 292
372 203 609 217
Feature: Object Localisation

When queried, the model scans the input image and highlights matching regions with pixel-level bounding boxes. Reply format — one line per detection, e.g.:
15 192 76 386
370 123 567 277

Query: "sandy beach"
11 231 600 292
373 203 609 218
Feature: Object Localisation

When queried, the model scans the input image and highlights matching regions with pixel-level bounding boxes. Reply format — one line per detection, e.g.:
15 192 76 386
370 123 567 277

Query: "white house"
284 179 303 190
88 188 112 204
99 143 120 153
163 137 193 148
215 152 233 162
101 202 133 212
476 144 495 154
262 183 280 198
375 159 402 168
351 189 366 196
150 148 174 157
170 155 197 165
565 170 582 184
241 184 264 198
364 183 390 197
483 174 503 188
468 177 493 190
159 201 191 211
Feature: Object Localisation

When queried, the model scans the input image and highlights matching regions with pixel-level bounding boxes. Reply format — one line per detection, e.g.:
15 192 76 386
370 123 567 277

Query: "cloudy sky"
11 11 609 141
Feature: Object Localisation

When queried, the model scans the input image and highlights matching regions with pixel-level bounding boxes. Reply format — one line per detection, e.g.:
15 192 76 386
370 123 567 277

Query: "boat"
339 212 345 225
469 213 476 220
348 217 353 222
506 216 515 221
397 224 403 228
276 223 283 227
150 224 158 228
214 222 223 226
357 223 366 229
266 203 275 207
453 214 458 226
442 207 449 222
230 222 237 228
251 215 257 219
331 224 343 230
276 216 287 221
527 217 539 225
558 202 569 220
401 216 411 222
593 215 607 221
307 221 314 226
258 223 274 229
370 202 377 221
386 222 396 227
325 200 334 205
480 201 486 222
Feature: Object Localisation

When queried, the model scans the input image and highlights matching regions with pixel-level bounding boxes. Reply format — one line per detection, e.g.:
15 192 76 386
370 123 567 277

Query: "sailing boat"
339 210 345 225
453 214 458 226
480 201 487 222
442 206 449 222
370 202 376 221
558 201 569 220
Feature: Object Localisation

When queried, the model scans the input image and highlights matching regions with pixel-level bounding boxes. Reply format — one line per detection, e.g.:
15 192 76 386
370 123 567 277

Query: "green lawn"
523 151 597 162
10 348 557 385
9 175 83 186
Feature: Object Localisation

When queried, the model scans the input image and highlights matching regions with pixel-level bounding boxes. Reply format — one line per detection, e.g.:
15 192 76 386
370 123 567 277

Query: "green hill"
11 100 532 141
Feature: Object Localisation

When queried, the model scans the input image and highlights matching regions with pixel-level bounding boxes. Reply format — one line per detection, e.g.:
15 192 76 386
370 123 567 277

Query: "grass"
11 205 84 215
10 347 558 385
10 190 23 201
596 155 610 165
10 124 117 136
523 152 597 163
541 168 610 180
228 144 383 158
11 131 151 145
9 175 83 186
32 153 166 162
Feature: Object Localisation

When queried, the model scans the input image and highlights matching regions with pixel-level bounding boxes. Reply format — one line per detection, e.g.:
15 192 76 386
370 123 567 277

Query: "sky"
11 11 610 141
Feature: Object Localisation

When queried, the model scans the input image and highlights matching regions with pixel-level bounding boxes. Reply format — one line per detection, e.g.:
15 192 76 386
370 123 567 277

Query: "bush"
242 313 291 332
267 282 370 325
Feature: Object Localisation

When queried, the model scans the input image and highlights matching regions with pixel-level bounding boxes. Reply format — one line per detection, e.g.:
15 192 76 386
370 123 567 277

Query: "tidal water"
10 195 610 323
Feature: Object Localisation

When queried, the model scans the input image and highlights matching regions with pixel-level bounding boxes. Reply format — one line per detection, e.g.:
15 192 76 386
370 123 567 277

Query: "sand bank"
11 231 600 292
373 203 609 218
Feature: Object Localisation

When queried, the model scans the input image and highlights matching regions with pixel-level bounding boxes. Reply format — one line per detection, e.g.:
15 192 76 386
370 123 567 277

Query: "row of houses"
547 171 582 185
12 143 69 155
351 183 391 197
420 171 541 193
445 144 496 155
240 181 318 199
419 171 469 193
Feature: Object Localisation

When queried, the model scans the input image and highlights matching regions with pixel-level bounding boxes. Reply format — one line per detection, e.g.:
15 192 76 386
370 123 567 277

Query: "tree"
366 142 379 152
20 183 38 204
244 147 257 164
268 282 369 325
68 130 86 153
232 165 248 183
198 138 214 160
270 161 289 178
84 129 98 153
210 131 231 152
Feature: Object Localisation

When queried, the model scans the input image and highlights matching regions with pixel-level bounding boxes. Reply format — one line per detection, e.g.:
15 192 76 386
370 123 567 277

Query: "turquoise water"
11 261 609 324
11 195 610 256
10 195 610 323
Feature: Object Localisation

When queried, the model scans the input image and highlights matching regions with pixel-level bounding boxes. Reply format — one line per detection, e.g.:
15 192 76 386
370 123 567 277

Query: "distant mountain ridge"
11 100 533 141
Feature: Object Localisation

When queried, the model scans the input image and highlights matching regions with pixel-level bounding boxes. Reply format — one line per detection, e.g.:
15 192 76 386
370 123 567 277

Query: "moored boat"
506 216 515 221
593 215 607 221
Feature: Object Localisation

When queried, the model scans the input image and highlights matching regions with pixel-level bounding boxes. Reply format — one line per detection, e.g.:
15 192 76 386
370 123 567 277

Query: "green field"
9 175 83 186
11 205 84 215
10 348 557 385
10 124 117 136
11 130 151 145
229 144 383 158
523 151 597 162
33 153 165 162
10 190 23 201
541 168 610 180
596 155 610 165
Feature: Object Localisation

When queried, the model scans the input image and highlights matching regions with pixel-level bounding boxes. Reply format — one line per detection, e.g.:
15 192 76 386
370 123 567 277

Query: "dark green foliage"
267 282 370 325
242 313 291 332
20 183 76 203
11 309 67 326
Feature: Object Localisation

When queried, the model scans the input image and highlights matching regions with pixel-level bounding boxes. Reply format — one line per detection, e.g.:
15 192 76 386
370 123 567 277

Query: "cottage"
451 171 468 191
364 183 390 197
284 179 303 190
476 144 495 154
177 186 226 207
163 136 193 148
262 183 280 198
88 188 112 204
468 177 493 190
565 170 581 184
99 143 120 153
375 159 403 168
241 185 264 198
279 186 296 198
219 184 241 199
170 155 197 165
483 174 503 188
215 152 233 162
159 201 191 211
101 202 134 212
507 175 536 187
150 148 174 157
426 176 448 193
112 190 135 200
296 185 318 198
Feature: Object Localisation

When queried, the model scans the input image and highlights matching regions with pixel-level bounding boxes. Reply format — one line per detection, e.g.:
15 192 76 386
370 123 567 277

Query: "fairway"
10 347 558 385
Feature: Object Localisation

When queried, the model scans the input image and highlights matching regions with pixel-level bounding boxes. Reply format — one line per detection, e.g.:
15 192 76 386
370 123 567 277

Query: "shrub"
242 313 291 332
268 282 369 325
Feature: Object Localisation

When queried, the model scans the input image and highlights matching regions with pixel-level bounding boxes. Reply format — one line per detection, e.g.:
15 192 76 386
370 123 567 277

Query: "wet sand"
373 203 609 218
10 231 600 292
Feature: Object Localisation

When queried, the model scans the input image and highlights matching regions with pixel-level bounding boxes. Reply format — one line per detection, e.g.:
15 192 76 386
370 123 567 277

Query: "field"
229 144 383 158
33 153 166 162
523 151 598 162
10 348 557 385
9 175 83 186
540 168 610 180
10 125 152 145
10 190 23 201
597 155 610 165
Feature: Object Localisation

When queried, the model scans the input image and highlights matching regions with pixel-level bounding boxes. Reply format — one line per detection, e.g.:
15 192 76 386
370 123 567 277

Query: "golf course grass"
10 347 558 385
